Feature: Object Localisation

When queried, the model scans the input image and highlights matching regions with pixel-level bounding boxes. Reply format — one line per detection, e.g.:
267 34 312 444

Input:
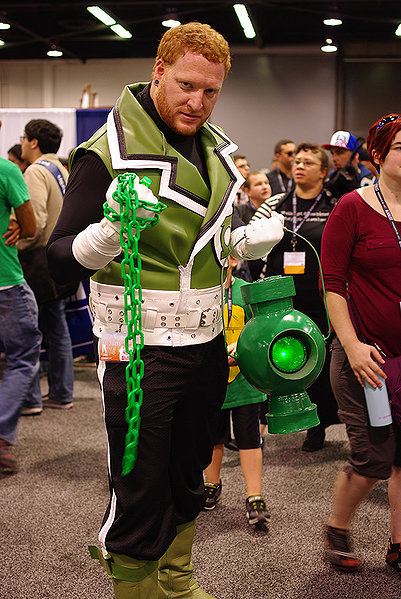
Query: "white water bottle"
363 376 392 427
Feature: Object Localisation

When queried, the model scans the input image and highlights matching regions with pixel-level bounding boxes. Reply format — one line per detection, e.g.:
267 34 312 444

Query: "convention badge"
283 251 306 274
99 332 130 361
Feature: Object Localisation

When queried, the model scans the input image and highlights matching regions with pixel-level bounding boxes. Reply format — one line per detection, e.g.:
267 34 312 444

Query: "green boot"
158 520 217 598
89 545 158 599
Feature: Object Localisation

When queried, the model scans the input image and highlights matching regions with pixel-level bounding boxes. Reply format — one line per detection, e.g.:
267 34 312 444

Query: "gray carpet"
1 364 399 599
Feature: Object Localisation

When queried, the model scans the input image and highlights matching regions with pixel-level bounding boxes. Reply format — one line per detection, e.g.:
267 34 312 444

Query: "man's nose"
187 91 204 112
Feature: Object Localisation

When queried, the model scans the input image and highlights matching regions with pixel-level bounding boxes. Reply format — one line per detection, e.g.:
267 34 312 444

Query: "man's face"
152 52 225 136
20 133 34 162
277 143 296 170
234 158 250 179
245 173 271 207
330 146 353 169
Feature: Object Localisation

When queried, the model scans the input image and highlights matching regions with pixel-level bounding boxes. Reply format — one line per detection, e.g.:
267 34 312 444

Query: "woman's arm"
326 290 386 388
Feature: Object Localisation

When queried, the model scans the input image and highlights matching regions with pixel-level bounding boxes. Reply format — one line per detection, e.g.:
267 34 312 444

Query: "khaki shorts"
330 336 401 479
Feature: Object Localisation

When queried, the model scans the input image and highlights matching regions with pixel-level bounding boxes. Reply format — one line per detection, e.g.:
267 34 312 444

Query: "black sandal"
386 538 401 574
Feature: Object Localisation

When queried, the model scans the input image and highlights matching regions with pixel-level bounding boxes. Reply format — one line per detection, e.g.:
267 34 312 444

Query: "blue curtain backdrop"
76 108 110 145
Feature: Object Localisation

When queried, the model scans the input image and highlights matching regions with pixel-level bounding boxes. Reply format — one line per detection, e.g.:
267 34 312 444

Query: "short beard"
155 81 202 136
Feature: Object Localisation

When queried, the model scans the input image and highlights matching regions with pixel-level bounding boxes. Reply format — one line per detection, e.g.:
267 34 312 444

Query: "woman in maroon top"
321 114 401 574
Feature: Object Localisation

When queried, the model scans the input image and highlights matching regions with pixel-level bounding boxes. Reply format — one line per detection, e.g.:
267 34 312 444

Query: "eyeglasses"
282 151 295 156
19 134 27 142
376 115 401 132
293 159 321 167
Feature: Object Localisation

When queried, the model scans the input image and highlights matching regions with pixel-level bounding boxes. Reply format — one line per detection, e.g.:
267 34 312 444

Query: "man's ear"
153 58 166 82
30 138 39 150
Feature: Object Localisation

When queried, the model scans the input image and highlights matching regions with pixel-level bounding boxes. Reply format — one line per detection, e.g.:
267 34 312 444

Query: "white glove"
72 218 122 270
270 211 285 225
106 175 159 231
230 214 284 260
72 175 160 271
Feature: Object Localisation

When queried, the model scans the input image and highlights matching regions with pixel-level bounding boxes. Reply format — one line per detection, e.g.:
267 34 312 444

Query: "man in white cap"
322 130 373 195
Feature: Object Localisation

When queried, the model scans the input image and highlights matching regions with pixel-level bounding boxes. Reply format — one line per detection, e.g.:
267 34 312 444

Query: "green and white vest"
73 83 244 346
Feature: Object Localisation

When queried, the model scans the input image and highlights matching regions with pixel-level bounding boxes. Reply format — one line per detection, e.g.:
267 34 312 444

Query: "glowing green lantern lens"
270 335 307 373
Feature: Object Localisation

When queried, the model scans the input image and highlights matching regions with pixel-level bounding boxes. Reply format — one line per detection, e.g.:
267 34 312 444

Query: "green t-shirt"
0 158 30 287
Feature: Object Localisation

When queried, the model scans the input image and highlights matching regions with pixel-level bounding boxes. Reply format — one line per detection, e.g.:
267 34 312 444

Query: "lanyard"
291 190 323 248
374 181 401 252
276 168 293 193
226 280 233 325
36 160 66 196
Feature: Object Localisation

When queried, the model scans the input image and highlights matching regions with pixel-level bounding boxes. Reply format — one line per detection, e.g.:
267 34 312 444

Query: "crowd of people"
0 118 75 473
0 19 400 599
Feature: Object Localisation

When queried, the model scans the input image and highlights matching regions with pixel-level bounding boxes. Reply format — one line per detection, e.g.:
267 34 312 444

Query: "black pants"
215 403 262 449
96 334 228 560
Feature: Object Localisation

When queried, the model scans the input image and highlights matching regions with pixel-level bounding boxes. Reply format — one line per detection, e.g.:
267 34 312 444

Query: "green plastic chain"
103 173 167 475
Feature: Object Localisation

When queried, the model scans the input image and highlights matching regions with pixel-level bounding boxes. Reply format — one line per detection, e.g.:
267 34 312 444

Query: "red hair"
153 22 231 78
366 113 401 166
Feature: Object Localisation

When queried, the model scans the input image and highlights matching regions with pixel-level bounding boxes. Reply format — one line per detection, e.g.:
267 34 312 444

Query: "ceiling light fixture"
87 6 116 26
0 22 10 30
110 24 132 39
323 18 342 26
0 39 5 47
47 46 63 57
87 6 132 39
233 4 256 39
321 38 338 53
162 19 181 28
396 24 401 36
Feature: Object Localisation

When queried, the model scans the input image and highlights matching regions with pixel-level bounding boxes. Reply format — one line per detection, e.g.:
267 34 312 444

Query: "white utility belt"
90 280 224 347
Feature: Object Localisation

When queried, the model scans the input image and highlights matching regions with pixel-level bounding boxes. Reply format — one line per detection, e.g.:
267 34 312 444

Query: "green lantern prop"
234 275 326 434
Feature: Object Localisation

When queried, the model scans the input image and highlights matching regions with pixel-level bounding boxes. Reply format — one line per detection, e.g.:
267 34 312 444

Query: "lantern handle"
282 226 332 341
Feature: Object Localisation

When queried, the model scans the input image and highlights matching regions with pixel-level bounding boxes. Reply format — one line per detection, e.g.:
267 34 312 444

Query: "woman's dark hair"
8 143 23 161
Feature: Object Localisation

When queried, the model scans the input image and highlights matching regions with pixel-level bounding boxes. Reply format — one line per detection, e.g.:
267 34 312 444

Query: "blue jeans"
0 281 42 443
38 298 74 401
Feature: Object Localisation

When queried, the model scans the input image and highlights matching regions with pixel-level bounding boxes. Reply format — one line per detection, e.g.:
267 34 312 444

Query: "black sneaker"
246 495 270 526
302 425 326 452
203 481 222 510
325 525 360 571
224 439 239 452
386 538 401 575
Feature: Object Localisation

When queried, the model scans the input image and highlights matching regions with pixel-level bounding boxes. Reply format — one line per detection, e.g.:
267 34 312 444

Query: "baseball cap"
322 130 359 151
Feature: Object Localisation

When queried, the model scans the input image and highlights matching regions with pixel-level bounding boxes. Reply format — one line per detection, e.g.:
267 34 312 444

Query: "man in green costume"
47 22 283 598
